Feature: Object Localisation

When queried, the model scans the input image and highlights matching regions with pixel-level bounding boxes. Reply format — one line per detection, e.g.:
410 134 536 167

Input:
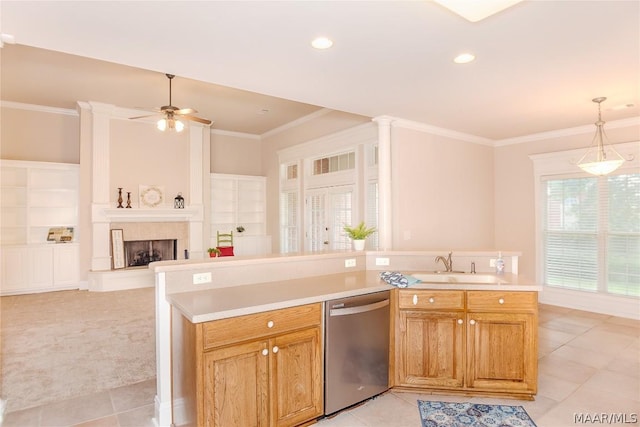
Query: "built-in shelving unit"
1 160 80 294
210 173 271 255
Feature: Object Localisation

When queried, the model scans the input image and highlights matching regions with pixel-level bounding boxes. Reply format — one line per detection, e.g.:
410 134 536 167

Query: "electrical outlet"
193 272 212 284
489 259 496 268
345 258 356 268
376 257 390 266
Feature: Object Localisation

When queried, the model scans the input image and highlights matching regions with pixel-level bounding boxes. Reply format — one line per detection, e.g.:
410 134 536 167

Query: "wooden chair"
216 231 234 256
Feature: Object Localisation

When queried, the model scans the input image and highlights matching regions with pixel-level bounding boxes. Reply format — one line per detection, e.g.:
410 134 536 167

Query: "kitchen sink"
411 273 508 284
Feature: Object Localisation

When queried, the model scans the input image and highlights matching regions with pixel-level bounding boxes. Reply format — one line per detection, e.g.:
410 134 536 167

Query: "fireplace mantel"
102 207 201 223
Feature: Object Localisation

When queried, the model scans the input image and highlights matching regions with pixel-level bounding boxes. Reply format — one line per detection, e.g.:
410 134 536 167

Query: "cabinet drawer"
202 303 321 350
398 290 465 310
467 291 537 312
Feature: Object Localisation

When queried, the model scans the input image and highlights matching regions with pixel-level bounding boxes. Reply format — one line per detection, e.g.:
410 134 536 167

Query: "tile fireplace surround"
87 210 201 292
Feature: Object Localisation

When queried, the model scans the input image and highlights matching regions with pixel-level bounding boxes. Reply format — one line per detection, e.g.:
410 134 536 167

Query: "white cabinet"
210 173 271 255
1 160 80 294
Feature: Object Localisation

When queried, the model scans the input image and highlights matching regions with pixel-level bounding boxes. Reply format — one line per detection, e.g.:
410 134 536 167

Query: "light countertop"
168 270 541 323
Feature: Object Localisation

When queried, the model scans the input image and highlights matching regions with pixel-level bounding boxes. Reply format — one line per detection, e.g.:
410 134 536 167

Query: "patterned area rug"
418 400 537 427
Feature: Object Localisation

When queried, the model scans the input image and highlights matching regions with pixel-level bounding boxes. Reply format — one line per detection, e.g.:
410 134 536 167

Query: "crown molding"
261 108 334 139
210 128 260 140
1 100 78 116
495 117 640 146
374 115 495 146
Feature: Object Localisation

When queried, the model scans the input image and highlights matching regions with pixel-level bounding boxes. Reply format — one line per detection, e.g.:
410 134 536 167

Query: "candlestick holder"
126 192 132 208
117 188 124 208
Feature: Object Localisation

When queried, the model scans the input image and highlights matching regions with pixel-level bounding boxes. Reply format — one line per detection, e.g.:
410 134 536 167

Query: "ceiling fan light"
157 117 185 132
157 118 167 131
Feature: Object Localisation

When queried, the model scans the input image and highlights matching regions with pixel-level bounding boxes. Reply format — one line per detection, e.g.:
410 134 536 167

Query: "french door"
305 186 353 251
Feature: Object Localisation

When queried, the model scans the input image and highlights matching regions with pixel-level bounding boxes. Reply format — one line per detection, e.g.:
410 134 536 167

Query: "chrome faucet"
435 251 453 272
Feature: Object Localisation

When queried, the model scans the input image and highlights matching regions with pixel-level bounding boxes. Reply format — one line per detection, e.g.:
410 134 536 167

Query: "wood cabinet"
393 289 537 399
172 303 323 427
396 290 465 389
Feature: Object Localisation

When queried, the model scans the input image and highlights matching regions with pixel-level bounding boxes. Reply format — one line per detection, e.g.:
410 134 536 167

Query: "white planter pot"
353 239 366 251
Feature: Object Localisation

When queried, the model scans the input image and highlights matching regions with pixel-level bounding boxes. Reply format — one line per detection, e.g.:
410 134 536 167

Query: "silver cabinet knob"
262 349 269 356
469 319 476 325
429 297 435 303
457 319 463 325
498 298 505 305
412 294 418 305
272 346 279 353
267 320 274 328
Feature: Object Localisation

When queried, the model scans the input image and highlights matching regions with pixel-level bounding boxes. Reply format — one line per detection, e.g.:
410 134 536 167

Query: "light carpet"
0 287 155 413
418 400 537 427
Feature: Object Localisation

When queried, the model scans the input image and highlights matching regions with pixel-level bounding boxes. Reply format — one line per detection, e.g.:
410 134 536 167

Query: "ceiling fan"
130 73 212 132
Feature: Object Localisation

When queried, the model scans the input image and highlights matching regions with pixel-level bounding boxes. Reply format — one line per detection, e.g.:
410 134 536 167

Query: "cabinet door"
270 327 323 427
203 340 269 427
53 244 79 285
29 246 54 289
397 310 464 388
1 246 29 292
466 312 537 394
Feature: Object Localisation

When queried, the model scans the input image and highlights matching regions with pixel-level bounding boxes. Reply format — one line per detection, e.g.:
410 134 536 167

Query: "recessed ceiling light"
311 37 333 50
611 103 635 110
434 0 523 22
454 53 475 64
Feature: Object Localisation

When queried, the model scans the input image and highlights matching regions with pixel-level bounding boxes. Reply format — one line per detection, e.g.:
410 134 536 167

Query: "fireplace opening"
124 239 177 267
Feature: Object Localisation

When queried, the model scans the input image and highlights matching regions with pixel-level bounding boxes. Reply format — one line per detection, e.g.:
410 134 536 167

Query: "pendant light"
577 97 625 176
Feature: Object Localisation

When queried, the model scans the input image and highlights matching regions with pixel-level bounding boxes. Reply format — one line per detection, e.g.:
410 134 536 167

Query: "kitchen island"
151 250 540 427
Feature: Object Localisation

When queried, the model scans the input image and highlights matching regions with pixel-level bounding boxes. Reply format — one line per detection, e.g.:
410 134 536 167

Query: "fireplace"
124 239 177 267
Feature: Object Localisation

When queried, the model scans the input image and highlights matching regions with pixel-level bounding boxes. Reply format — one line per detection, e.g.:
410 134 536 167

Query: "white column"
188 123 209 259
87 102 116 271
374 116 393 250
154 272 172 427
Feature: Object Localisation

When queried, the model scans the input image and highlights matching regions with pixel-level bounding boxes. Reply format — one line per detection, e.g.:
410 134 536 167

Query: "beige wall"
261 111 372 252
211 132 262 175
109 120 190 205
0 107 79 163
391 127 495 252
494 124 640 278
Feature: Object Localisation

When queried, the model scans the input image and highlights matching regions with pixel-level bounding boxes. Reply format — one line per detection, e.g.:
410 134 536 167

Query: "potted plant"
207 247 221 258
343 221 376 251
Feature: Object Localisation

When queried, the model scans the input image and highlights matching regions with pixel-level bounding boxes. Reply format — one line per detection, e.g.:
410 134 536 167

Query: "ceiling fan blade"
174 108 197 115
181 115 212 125
129 114 158 120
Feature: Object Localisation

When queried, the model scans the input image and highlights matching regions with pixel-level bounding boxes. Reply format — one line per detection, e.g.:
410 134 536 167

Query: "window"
542 172 639 297
312 152 355 175
280 191 299 253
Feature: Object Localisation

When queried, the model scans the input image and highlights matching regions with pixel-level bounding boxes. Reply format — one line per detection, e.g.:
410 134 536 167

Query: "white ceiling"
1 0 638 140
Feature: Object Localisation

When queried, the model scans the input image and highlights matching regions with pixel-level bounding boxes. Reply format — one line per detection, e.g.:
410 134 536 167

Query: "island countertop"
167 270 541 323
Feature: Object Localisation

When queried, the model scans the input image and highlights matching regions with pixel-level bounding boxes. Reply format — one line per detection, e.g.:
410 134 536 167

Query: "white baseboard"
539 286 640 320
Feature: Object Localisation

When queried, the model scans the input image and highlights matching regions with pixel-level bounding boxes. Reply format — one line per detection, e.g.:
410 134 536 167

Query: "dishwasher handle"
329 299 389 317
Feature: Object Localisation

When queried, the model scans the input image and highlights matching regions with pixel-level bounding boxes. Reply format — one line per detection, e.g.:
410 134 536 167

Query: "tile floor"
2 303 639 426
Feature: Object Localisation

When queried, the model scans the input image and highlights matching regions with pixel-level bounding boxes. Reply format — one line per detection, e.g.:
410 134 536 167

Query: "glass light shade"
157 118 167 131
156 117 184 132
577 120 625 176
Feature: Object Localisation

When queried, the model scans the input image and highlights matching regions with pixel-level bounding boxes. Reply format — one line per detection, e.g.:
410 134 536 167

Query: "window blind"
279 191 298 253
543 173 639 297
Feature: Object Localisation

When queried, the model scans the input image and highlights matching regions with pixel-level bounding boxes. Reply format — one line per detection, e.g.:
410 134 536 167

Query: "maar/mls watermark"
574 413 638 424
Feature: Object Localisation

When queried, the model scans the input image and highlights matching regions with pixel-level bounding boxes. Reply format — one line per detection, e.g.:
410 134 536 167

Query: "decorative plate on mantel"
139 185 164 208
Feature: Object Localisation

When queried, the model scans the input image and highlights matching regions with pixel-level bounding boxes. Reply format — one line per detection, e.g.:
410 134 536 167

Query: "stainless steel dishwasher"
324 290 390 415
